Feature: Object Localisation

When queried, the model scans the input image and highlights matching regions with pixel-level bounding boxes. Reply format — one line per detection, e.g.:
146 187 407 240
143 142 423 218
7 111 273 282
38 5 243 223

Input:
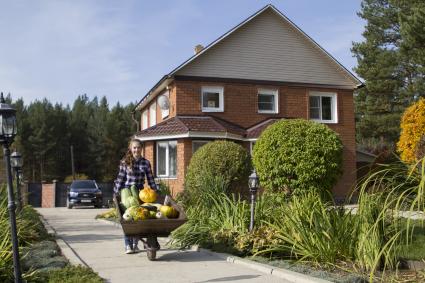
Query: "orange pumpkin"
139 187 157 203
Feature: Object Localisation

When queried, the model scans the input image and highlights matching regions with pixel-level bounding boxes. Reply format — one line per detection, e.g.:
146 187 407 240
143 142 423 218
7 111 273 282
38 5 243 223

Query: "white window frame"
309 91 338 124
192 140 210 153
142 110 148 130
149 102 156 127
258 89 278 114
156 140 177 178
201 86 224 112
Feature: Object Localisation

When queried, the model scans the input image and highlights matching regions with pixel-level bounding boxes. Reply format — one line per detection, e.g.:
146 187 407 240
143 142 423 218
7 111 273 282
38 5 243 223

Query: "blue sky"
0 0 364 107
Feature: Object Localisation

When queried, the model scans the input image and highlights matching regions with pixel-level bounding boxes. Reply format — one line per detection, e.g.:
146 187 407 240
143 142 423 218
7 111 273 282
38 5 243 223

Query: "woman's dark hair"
122 139 143 170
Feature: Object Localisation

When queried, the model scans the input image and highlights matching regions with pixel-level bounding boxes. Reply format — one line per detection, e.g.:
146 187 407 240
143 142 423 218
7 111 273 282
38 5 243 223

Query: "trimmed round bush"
252 119 343 195
185 140 251 197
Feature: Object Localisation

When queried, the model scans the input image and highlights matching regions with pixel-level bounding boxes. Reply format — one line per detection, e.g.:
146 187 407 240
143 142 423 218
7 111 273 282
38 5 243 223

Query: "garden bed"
0 195 104 283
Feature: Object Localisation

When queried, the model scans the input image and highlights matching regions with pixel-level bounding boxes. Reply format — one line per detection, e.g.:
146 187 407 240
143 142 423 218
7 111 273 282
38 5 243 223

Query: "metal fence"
27 183 42 207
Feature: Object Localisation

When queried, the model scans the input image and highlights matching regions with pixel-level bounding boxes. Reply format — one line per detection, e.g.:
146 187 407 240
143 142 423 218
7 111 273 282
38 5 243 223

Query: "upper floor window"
142 110 148 130
149 102 156 127
309 92 338 123
258 89 278 113
202 86 224 112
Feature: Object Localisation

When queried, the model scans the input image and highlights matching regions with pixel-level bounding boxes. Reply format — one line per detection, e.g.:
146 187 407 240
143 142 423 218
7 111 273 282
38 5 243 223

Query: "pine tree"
352 0 425 153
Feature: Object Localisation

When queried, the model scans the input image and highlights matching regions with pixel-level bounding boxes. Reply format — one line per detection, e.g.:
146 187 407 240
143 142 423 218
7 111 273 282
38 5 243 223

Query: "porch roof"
134 116 281 141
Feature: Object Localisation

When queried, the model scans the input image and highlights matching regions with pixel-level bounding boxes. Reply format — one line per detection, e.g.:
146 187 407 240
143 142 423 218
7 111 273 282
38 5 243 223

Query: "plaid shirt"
114 157 157 194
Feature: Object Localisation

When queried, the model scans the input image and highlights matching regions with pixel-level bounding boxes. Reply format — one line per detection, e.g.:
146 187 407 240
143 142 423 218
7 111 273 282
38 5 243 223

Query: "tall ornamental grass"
353 156 425 280
172 174 249 248
256 191 358 264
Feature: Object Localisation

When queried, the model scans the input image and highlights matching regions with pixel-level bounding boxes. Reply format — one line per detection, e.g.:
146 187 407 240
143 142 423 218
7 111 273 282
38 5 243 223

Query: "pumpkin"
139 187 157 203
160 205 179 219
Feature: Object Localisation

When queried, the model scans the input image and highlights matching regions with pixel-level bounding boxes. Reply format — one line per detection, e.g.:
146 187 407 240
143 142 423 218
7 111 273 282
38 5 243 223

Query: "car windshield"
71 180 97 190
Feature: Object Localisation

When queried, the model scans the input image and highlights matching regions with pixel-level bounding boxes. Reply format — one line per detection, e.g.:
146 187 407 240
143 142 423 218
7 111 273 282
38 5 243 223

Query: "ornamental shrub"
252 119 343 196
397 98 425 163
184 140 251 202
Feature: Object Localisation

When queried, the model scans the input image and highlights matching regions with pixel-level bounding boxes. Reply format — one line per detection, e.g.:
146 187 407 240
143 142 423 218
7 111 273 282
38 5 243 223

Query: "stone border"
198 248 331 283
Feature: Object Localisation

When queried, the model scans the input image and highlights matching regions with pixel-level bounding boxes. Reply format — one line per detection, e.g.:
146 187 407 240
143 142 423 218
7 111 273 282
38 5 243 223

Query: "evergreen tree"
352 0 425 153
69 94 93 177
87 96 109 180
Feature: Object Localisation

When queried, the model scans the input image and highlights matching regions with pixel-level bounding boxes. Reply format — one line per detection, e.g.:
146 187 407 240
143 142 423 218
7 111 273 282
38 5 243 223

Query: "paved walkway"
36 207 291 283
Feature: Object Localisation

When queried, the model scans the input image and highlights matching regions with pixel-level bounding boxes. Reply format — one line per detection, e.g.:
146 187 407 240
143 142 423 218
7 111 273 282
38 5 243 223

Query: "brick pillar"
41 182 57 208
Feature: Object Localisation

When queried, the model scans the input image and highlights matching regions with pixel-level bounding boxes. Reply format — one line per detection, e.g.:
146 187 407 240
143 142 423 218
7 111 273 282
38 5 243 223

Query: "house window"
192 140 210 153
309 92 338 123
258 89 278 113
142 110 148 130
156 141 177 178
149 102 156 127
202 86 224 112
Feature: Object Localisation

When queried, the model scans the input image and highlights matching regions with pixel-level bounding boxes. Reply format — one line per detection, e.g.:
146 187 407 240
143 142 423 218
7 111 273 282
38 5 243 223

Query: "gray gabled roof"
135 4 362 111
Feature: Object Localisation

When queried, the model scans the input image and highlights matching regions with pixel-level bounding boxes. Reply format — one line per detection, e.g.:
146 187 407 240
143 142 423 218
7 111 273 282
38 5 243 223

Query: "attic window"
202 86 224 112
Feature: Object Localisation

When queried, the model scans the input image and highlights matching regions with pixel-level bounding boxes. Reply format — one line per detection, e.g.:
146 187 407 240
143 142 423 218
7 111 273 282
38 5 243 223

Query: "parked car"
67 180 103 209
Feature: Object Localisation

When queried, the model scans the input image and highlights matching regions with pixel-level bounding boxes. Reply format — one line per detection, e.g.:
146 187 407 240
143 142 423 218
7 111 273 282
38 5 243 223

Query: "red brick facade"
138 79 356 198
41 182 56 208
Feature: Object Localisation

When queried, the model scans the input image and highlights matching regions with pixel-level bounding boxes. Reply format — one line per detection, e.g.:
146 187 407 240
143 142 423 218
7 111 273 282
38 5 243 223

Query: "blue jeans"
124 235 139 248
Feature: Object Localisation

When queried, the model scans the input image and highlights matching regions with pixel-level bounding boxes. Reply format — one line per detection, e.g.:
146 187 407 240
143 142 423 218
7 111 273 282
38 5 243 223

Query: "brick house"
133 4 362 199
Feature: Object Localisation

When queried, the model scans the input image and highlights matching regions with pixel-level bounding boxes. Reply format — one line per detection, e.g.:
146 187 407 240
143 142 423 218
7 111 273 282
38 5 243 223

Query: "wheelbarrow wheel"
147 249 156 261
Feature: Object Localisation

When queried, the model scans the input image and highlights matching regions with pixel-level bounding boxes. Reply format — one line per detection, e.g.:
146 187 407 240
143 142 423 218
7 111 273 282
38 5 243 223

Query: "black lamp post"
248 169 259 232
11 151 23 212
0 92 22 282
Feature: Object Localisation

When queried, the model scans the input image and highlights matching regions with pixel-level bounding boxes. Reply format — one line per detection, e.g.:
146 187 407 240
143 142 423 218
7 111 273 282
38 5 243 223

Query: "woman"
114 138 158 254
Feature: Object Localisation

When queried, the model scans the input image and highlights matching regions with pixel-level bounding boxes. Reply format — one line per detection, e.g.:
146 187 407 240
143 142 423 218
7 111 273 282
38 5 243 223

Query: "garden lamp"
0 92 22 282
248 169 259 232
11 151 23 211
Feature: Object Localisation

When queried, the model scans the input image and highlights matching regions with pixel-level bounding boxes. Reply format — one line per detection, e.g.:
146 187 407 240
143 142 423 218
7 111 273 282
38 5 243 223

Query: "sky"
0 0 365 107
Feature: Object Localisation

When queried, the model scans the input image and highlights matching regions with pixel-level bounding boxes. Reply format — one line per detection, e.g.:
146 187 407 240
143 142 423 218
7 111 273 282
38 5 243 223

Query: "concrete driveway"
36 207 290 283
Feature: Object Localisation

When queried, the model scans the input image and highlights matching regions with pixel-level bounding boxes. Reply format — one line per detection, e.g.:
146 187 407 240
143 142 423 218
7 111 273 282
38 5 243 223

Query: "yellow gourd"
139 187 157 203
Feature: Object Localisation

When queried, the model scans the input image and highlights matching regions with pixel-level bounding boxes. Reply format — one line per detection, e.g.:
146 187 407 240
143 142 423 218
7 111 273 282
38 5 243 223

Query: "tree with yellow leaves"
397 98 425 163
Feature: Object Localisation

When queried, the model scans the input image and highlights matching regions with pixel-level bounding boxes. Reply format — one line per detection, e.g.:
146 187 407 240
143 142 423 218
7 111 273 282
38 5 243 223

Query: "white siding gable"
176 9 357 88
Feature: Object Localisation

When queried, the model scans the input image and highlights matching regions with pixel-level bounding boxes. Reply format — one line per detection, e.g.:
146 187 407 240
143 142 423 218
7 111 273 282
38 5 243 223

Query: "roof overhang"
135 76 174 111
135 131 245 142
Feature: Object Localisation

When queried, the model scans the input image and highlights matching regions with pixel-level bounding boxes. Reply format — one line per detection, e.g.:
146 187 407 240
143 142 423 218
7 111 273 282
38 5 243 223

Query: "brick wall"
174 81 356 198
41 182 56 208
139 79 357 198
175 81 313 127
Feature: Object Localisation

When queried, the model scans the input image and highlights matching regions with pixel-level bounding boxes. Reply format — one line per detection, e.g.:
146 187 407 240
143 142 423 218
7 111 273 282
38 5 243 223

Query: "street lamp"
248 169 259 232
0 92 22 282
11 151 23 211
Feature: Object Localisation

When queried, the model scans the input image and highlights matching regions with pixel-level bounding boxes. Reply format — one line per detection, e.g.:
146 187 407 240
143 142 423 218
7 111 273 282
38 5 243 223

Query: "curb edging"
199 248 331 283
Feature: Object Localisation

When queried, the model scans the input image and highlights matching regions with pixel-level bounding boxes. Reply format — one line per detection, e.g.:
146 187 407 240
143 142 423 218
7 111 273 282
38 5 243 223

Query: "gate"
27 183 42 207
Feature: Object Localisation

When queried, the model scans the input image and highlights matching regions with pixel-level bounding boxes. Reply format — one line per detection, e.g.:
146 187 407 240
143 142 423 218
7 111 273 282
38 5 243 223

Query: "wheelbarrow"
113 194 187 260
